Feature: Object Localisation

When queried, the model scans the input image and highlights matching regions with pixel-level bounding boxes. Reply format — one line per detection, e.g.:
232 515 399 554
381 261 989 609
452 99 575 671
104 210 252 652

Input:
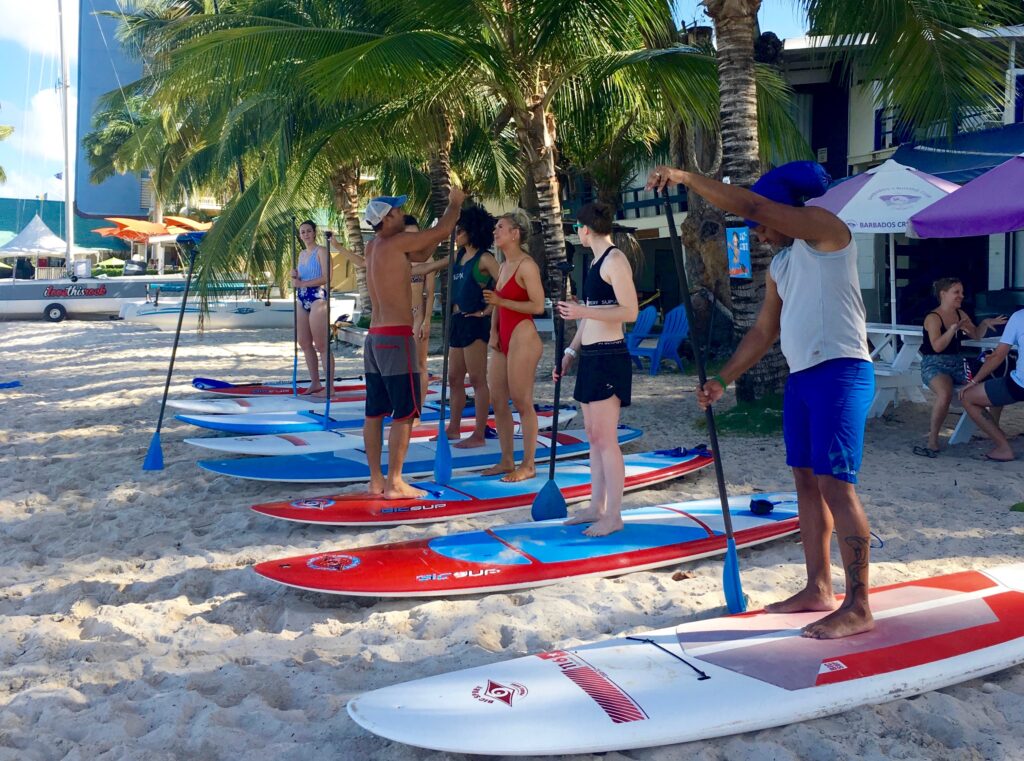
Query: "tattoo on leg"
843 535 869 604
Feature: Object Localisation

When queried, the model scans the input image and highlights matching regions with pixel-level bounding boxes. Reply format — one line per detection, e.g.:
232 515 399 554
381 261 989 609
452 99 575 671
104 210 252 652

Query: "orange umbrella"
103 217 190 243
164 215 212 231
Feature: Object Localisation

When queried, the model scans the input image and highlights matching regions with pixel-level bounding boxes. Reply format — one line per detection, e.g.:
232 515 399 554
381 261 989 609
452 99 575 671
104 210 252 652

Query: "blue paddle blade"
433 428 452 484
191 377 229 390
0 380 22 389
531 478 567 521
723 537 747 613
142 432 164 471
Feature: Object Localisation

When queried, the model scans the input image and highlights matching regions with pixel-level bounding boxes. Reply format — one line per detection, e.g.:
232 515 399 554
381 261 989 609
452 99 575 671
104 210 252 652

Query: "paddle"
531 260 573 521
433 227 459 483
143 231 203 471
322 231 333 429
662 189 746 613
290 215 298 396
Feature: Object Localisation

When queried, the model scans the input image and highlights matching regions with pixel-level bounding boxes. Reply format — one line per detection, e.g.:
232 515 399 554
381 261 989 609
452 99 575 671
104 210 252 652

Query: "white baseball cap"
363 195 408 227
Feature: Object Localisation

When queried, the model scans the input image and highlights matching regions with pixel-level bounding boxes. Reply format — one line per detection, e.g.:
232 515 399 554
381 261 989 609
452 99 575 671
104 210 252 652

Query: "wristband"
564 347 578 358
711 374 728 390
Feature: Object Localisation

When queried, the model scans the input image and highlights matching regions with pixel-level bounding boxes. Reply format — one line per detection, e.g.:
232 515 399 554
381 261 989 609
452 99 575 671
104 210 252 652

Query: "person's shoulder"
923 311 941 325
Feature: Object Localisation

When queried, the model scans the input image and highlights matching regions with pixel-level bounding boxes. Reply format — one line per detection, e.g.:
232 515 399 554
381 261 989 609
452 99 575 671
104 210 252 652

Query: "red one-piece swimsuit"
496 260 534 354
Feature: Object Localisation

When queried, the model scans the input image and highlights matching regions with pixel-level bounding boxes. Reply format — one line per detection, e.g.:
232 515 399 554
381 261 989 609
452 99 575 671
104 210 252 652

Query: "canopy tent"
808 159 958 324
0 214 88 259
908 153 1024 239
891 123 1024 184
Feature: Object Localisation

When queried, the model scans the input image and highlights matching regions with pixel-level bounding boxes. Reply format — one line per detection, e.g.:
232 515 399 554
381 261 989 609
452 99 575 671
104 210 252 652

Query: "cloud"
0 0 79 62
0 166 66 202
3 89 77 165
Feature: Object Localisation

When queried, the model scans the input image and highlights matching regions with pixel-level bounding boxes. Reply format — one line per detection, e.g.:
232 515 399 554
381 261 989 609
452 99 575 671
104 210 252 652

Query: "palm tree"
703 0 1021 399
0 124 13 184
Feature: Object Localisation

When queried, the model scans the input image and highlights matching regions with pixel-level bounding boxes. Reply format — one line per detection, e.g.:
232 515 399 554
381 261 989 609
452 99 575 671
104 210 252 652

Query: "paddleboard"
169 381 457 414
183 407 575 456
198 425 643 483
251 447 713 526
254 489 791 596
175 401 491 435
192 375 366 395
347 564 1024 755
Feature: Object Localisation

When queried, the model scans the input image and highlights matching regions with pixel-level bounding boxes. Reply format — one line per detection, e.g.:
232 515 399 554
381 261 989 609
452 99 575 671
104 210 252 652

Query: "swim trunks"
363 326 422 420
782 358 874 483
573 340 632 407
983 374 1024 406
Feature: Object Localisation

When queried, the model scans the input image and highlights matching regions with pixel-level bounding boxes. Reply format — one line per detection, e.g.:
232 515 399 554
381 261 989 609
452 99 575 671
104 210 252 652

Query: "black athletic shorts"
984 373 1024 406
363 326 422 420
450 312 491 349
573 339 632 407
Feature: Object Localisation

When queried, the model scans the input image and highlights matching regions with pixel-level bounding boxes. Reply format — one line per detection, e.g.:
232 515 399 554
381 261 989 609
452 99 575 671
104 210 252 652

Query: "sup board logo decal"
290 498 336 510
819 659 848 674
417 569 500 582
537 650 648 724
307 553 360 572
471 680 527 706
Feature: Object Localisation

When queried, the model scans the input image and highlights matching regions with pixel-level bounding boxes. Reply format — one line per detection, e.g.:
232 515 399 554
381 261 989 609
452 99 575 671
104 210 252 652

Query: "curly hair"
458 205 497 251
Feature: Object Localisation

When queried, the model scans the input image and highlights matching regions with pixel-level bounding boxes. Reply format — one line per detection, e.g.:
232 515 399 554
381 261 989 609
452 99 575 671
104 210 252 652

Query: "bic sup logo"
471 680 528 706
306 553 360 572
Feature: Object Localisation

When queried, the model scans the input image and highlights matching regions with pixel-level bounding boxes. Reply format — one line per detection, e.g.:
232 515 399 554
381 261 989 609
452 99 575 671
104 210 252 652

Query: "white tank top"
768 236 871 373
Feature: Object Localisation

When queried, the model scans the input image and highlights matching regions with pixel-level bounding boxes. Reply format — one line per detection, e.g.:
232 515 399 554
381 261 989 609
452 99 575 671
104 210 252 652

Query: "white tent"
0 214 87 259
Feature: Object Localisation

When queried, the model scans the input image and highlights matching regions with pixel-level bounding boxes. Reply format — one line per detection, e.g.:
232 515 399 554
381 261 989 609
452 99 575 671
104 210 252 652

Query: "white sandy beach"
1 318 1022 761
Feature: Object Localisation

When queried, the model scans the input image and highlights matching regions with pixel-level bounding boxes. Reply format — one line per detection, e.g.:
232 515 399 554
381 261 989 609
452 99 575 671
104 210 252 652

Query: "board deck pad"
251 448 713 526
182 408 575 456
346 565 1024 756
253 490 797 596
199 425 643 483
175 402 460 435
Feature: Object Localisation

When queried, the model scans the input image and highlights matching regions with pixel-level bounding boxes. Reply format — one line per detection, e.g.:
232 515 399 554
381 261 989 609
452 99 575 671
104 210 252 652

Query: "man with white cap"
363 188 465 499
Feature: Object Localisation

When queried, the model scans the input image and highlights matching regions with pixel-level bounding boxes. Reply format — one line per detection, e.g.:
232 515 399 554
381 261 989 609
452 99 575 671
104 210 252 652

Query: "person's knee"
510 391 533 412
817 475 858 510
935 389 953 407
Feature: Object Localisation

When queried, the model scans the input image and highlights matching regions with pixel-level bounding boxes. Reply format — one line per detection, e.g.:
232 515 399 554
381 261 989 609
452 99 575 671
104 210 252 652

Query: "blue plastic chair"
624 305 657 353
630 305 689 375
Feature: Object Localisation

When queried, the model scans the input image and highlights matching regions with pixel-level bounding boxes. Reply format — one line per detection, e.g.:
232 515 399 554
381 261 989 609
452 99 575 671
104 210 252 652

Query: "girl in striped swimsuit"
293 220 334 395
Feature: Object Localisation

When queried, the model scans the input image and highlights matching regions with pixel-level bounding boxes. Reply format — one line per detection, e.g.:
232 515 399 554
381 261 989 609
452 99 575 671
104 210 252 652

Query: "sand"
0 318 1022 761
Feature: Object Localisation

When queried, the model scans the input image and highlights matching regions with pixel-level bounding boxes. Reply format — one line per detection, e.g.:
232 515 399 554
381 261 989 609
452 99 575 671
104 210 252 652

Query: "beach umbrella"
807 159 958 325
96 256 126 267
908 153 1024 238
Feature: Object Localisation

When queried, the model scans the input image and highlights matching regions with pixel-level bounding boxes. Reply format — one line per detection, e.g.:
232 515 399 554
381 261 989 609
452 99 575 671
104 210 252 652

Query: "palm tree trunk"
514 98 566 299
706 0 787 400
331 164 370 321
428 111 455 308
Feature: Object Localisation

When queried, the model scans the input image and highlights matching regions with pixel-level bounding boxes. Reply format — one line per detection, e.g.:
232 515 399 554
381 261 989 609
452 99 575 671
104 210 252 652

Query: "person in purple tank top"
648 161 875 641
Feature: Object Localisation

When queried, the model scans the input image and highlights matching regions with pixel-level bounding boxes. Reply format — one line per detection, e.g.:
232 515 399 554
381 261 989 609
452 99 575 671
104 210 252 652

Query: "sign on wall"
726 227 751 279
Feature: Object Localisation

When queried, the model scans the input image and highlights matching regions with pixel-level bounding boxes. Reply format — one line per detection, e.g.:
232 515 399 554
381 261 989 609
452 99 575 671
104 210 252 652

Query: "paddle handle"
291 216 298 396
437 227 458 429
153 243 199 433
548 263 572 479
661 190 738 543
323 231 333 423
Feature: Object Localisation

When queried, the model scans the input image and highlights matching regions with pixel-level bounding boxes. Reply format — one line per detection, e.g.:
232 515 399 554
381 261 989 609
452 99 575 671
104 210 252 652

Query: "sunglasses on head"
573 222 585 232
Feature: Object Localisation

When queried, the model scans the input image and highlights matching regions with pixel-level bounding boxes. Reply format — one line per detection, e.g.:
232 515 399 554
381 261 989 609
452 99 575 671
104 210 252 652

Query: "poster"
726 227 751 279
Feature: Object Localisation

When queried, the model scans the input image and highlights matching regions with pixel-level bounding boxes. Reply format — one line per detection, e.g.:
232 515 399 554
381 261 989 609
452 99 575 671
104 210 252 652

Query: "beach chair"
630 305 688 375
624 305 657 353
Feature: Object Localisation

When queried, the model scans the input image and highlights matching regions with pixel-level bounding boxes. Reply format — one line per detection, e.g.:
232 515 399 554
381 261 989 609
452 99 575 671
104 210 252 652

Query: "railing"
562 183 688 221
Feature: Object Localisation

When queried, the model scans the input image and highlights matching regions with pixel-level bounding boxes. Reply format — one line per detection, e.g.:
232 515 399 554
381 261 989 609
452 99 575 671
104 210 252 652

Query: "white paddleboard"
347 564 1024 756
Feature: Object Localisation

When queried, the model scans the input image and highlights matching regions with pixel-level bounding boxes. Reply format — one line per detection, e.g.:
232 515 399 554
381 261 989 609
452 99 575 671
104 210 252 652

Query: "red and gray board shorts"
363 326 422 420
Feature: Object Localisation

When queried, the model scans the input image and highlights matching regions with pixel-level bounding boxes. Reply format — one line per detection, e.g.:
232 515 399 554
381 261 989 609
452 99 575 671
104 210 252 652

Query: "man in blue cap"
362 188 465 499
648 162 874 640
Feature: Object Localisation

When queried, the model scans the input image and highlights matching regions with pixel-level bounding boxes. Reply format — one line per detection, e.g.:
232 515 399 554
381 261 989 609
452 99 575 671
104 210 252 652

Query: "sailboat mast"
57 0 73 264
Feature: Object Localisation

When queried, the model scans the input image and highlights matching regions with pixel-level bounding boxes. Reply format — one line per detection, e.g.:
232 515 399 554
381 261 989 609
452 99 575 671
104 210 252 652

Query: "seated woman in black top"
917 277 1006 457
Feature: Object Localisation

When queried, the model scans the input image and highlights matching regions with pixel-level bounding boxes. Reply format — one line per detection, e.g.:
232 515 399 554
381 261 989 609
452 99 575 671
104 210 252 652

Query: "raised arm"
394 187 467 263
328 239 365 269
647 166 849 252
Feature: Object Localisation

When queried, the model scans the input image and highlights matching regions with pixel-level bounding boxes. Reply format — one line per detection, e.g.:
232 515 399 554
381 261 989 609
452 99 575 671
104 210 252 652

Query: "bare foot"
481 462 514 476
765 586 837 615
583 515 624 537
501 464 536 483
565 507 603 526
453 435 487 449
984 448 1015 462
368 477 386 496
383 479 428 500
300 385 325 396
802 603 874 639
445 426 460 439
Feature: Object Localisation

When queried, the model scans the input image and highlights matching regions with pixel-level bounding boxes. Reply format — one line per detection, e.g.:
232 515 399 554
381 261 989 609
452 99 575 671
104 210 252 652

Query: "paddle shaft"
153 243 199 433
323 231 333 424
291 216 298 395
437 228 458 433
661 191 739 544
548 264 571 479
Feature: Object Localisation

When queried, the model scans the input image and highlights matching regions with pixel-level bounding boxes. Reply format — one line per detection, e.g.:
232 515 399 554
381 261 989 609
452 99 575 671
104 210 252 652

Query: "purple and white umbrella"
909 153 1024 238
808 159 959 324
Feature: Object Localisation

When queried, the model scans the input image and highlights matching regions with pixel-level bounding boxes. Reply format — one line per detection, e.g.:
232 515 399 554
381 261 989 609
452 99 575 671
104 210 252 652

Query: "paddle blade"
433 429 452 484
531 479 567 521
142 432 164 471
191 377 229 390
723 537 747 614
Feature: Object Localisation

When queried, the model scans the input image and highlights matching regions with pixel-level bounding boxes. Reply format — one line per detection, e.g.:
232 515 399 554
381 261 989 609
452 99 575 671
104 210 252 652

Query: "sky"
0 1 808 204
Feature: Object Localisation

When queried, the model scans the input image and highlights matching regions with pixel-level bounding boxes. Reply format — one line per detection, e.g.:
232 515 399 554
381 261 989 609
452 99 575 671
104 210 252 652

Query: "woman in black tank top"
917 277 1007 456
555 201 639 537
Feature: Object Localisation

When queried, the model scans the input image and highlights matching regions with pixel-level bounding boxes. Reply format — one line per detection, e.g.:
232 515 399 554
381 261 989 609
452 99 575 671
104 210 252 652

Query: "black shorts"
573 340 632 407
363 327 422 420
983 374 1024 406
450 313 491 349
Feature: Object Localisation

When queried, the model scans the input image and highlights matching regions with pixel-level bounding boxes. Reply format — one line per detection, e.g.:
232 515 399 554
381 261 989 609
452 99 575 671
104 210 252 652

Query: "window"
1015 73 1024 124
873 107 914 151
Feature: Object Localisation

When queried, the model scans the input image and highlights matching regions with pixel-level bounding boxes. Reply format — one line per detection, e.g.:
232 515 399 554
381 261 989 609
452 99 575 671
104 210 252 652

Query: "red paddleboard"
251 447 713 526
253 490 798 597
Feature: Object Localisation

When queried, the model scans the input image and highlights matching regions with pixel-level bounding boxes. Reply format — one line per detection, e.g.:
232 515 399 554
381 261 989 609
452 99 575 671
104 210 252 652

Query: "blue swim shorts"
782 358 875 484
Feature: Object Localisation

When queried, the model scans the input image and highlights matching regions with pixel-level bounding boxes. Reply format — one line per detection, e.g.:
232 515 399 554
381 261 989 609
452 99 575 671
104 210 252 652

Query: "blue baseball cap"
364 195 408 227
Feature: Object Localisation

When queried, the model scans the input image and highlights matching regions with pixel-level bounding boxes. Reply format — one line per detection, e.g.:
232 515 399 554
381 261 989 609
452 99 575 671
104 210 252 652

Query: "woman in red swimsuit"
482 209 546 481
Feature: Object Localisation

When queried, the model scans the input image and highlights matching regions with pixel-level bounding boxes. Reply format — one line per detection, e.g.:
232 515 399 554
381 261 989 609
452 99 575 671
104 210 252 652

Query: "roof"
891 122 1024 183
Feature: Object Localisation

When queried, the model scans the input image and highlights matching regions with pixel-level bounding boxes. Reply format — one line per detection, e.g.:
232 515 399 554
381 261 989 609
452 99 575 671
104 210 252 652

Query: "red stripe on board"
658 507 714 537
278 435 308 446
814 590 1024 687
537 651 647 723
